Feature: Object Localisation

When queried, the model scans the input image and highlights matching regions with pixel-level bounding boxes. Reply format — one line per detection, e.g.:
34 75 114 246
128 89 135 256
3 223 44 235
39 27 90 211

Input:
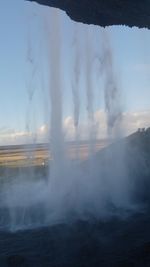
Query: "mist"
0 7 149 231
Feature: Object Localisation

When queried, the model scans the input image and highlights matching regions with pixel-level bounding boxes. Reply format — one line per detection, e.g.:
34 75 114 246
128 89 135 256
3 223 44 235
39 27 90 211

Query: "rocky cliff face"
27 0 150 29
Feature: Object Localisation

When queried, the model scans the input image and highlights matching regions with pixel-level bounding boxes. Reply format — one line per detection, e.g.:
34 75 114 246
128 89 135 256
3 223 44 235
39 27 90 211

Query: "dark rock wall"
27 0 150 29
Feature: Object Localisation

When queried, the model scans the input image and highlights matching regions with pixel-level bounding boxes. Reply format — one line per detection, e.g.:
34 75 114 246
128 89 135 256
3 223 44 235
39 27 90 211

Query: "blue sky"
0 0 150 144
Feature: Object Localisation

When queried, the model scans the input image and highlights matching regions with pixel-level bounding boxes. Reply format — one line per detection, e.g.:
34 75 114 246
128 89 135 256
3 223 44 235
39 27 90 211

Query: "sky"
0 0 150 145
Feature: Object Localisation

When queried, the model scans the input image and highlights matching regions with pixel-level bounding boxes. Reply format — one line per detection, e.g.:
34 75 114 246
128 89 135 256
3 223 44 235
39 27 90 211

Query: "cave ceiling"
27 0 150 29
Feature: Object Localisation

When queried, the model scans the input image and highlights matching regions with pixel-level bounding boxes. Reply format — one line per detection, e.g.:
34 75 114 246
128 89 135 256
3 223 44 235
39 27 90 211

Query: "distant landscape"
0 140 109 167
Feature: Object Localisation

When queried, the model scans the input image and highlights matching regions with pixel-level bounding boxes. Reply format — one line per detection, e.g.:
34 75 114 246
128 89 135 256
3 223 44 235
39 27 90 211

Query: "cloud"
0 130 33 146
63 110 150 140
0 110 150 145
62 111 107 140
63 116 75 140
122 110 150 135
0 127 15 136
38 125 48 134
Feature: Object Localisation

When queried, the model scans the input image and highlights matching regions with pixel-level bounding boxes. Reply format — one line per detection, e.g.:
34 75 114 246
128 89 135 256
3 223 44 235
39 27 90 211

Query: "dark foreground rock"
27 0 150 29
1 212 150 267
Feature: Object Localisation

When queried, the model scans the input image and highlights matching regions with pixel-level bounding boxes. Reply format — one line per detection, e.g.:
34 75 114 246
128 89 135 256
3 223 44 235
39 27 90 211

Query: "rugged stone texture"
27 0 150 29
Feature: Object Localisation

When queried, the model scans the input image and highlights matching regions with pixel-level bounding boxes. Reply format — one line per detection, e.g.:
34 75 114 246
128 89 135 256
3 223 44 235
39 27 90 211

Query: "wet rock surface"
1 212 150 266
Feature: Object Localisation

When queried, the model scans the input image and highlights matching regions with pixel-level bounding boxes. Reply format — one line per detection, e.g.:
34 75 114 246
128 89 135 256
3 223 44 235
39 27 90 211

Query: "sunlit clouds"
0 110 150 145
